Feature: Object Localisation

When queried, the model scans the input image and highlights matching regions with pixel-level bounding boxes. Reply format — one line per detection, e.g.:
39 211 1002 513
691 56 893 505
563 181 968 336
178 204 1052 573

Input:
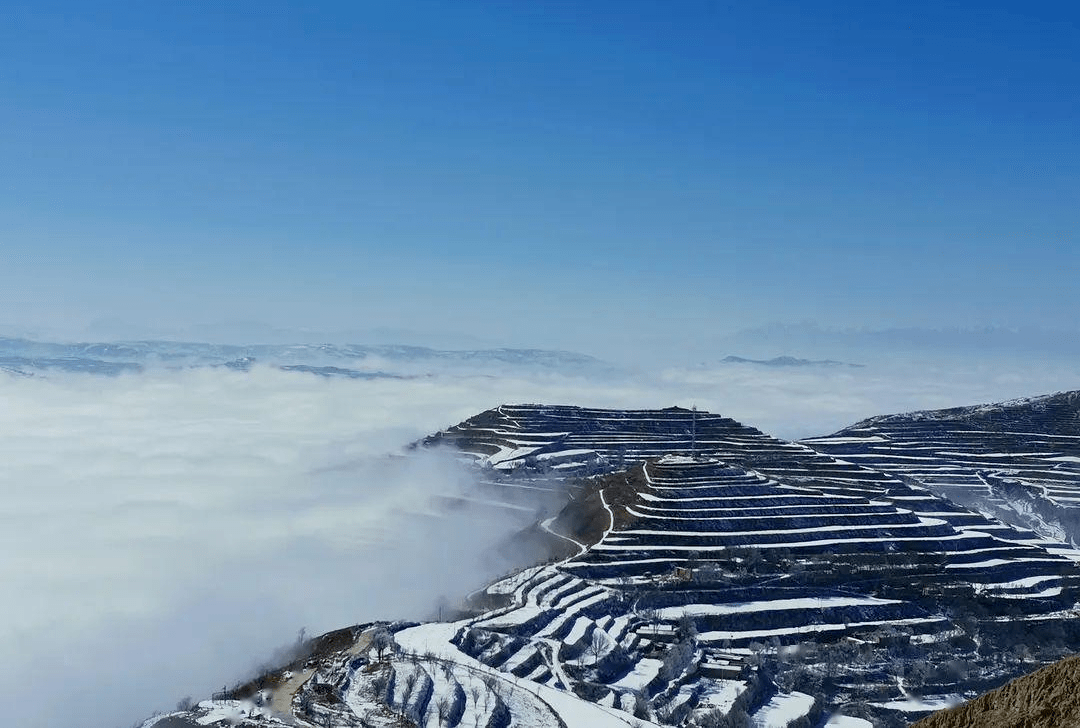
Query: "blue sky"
1 1 1077 355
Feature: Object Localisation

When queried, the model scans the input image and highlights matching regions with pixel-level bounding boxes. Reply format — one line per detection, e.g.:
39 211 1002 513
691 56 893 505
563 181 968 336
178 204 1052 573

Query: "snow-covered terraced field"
166 398 1080 728
429 404 1071 549
415 403 1080 724
805 391 1080 548
567 458 1073 643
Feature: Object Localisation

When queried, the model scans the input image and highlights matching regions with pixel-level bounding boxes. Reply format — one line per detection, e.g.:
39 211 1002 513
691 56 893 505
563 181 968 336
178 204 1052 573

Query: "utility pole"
691 405 697 456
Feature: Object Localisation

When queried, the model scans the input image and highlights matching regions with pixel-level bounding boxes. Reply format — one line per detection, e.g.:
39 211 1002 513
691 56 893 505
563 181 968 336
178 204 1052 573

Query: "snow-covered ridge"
155 401 1080 728
807 390 1080 547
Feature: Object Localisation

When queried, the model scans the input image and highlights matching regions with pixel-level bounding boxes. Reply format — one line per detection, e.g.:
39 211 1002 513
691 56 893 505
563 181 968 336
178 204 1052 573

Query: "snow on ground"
825 715 874 727
614 519 948 538
475 604 545 630
1047 547 1080 562
656 596 900 620
417 659 458 728
141 713 188 728
396 621 665 728
484 565 544 595
541 517 588 557
564 616 592 645
801 436 887 445
695 679 746 713
448 667 495 728
871 695 962 712
488 445 541 466
606 615 632 641
684 615 945 643
610 658 664 691
194 699 275 725
751 691 815 727
503 644 539 672
657 454 710 465
536 592 610 638
994 586 1063 599
537 448 597 460
972 574 1061 589
947 558 1041 569
594 530 982 551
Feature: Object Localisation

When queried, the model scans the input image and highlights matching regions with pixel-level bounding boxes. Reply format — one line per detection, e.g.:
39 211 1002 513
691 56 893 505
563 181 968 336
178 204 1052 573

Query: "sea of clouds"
2 357 1079 727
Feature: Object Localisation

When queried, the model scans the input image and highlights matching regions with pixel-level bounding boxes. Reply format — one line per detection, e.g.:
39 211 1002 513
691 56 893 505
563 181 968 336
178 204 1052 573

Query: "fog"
2 358 1079 727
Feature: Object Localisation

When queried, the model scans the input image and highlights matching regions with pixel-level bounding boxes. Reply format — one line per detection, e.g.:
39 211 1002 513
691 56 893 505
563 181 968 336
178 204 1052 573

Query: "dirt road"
267 628 375 719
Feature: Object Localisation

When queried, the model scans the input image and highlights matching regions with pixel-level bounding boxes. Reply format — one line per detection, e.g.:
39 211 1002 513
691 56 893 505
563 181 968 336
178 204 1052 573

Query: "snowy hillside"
804 391 1080 549
148 402 1080 728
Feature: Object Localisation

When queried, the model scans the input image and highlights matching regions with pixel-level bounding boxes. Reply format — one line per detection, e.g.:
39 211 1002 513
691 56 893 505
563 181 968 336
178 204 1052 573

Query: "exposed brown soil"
267 666 315 716
500 520 581 565
267 628 374 717
231 624 367 699
546 464 646 546
912 654 1080 728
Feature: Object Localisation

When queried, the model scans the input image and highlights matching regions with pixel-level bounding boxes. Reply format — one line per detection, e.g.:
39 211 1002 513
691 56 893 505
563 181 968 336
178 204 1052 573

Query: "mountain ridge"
0 336 611 377
145 396 1080 728
720 355 863 368
838 389 1080 431
804 390 1080 550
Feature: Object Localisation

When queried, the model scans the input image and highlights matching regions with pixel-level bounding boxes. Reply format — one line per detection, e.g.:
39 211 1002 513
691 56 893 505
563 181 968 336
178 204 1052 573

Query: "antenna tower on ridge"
691 405 697 456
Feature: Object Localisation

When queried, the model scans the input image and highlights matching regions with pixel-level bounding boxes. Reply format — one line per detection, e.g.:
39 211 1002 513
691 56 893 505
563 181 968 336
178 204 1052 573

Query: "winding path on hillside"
268 628 375 720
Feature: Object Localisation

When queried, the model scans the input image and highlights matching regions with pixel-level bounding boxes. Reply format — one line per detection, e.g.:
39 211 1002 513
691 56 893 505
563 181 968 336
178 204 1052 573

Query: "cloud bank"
2 357 1079 727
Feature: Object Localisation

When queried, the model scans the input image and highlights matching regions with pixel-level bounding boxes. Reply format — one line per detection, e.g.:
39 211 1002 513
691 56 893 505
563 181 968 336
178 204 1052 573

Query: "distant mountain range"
720 355 863 368
0 337 612 378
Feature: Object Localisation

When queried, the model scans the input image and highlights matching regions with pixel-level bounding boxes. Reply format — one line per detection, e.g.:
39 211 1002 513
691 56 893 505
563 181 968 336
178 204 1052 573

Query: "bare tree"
676 613 697 642
481 674 498 709
403 670 418 704
637 605 660 623
632 690 650 720
436 696 452 725
655 703 677 724
586 629 608 665
371 629 394 662
660 640 693 681
415 684 432 727
370 671 389 702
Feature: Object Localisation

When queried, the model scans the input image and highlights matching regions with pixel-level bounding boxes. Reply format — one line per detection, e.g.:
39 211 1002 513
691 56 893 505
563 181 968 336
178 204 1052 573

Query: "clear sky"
1 1 1077 355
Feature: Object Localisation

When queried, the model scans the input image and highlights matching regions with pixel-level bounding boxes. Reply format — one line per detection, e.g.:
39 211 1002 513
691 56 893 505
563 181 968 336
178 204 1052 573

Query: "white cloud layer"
2 358 1079 727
